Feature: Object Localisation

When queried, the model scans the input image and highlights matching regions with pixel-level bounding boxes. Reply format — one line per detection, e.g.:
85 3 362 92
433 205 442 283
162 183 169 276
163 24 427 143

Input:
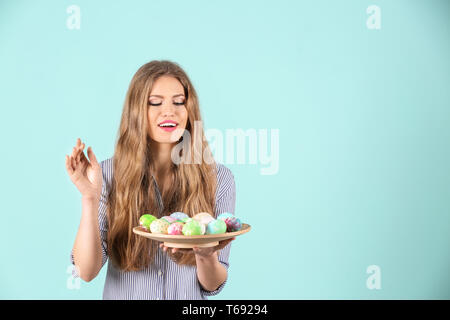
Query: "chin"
150 136 182 144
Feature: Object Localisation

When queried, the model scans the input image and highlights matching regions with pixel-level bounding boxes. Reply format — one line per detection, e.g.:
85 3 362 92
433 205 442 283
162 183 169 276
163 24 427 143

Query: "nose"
160 102 176 116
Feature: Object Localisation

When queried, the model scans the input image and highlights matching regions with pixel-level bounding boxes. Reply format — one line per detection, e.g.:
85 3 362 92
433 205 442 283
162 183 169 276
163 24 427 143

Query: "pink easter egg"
167 222 184 235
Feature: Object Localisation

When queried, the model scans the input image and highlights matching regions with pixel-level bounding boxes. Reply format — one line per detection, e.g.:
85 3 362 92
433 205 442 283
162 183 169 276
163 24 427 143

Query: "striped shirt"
70 157 236 300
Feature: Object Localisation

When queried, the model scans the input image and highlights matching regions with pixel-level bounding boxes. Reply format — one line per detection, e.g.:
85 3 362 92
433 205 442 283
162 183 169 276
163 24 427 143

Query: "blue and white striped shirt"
70 157 236 300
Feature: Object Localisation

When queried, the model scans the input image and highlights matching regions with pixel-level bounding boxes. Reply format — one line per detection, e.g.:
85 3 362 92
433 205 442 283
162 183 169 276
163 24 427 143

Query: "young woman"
65 60 236 300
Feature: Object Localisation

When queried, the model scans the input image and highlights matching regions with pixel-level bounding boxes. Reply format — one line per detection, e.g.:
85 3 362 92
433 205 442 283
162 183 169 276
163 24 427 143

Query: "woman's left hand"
159 237 236 258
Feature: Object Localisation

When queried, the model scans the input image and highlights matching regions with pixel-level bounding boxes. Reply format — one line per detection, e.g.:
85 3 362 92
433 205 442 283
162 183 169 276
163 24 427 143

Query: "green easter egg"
139 214 157 230
182 220 202 236
206 219 227 234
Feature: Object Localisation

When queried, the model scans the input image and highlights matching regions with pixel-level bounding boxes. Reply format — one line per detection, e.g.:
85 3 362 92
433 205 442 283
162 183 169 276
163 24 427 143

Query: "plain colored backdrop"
0 0 449 299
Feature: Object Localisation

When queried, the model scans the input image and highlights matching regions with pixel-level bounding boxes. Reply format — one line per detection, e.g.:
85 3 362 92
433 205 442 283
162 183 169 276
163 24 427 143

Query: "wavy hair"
106 60 217 271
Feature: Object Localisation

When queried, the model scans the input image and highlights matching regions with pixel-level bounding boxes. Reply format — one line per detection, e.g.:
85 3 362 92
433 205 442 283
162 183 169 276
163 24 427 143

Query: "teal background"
0 0 449 299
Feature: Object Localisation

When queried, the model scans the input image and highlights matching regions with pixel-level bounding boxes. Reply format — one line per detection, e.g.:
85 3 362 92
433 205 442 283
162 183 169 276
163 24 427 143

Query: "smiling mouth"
158 123 178 132
158 123 178 128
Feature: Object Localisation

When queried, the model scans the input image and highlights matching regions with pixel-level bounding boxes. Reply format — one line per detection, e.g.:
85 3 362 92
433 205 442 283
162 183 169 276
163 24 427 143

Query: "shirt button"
158 270 163 276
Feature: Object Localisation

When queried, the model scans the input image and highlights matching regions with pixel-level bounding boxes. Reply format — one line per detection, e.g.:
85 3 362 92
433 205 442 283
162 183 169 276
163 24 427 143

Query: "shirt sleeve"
70 160 110 279
200 164 236 297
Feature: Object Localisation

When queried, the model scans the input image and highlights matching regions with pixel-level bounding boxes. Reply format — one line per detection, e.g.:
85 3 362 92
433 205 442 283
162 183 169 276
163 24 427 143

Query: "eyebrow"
149 94 185 98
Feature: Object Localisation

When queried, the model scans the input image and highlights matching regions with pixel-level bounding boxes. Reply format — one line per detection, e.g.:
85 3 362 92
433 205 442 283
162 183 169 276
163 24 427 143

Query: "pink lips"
158 120 178 132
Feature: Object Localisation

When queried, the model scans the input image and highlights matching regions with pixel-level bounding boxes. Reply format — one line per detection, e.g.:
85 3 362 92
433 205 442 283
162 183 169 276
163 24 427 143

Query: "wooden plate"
133 223 251 248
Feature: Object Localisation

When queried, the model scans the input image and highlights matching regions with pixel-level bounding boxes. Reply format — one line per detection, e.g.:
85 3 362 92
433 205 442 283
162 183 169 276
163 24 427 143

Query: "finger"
218 238 234 249
87 146 99 166
71 155 77 171
73 139 80 155
225 238 235 246
72 146 80 163
219 239 232 247
81 144 90 163
77 143 85 163
74 154 79 170
79 148 88 163
68 155 75 172
65 155 73 174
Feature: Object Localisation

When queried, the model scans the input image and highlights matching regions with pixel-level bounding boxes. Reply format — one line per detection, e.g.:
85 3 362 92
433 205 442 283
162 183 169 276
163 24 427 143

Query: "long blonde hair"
107 60 217 271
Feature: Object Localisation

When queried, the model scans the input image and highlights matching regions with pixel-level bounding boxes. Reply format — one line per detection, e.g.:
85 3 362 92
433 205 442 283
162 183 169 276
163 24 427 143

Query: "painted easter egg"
223 216 242 232
182 219 202 236
193 212 215 226
161 216 176 224
170 212 189 221
167 222 184 235
150 219 170 234
139 214 157 231
206 219 227 235
217 212 234 221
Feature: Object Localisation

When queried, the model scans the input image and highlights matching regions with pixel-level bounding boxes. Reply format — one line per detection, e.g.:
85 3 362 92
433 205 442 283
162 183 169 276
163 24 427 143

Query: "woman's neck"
151 141 175 177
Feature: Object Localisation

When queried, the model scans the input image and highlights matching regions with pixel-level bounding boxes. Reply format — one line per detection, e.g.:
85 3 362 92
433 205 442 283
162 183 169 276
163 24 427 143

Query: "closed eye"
148 102 185 106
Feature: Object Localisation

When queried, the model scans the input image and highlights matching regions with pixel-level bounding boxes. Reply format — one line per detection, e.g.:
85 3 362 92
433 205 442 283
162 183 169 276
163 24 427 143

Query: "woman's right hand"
65 138 103 200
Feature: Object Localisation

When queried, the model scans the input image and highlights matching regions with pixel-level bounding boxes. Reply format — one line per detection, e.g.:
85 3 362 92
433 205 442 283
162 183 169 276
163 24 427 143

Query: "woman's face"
147 75 188 144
